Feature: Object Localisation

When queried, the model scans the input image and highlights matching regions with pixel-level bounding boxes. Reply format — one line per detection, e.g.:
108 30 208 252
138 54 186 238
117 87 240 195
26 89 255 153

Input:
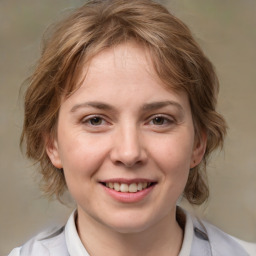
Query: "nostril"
109 136 147 167
114 159 144 168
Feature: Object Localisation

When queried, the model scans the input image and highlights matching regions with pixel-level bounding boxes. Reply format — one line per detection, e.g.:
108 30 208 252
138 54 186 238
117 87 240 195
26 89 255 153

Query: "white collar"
178 210 194 256
65 209 193 256
65 210 90 256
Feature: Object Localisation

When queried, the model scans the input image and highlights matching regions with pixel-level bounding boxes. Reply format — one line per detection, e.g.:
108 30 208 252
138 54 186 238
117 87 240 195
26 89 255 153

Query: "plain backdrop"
1 0 256 255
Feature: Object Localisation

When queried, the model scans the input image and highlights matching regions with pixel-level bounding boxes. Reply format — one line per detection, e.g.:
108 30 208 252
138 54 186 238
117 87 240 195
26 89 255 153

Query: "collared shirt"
8 209 255 256
64 210 197 256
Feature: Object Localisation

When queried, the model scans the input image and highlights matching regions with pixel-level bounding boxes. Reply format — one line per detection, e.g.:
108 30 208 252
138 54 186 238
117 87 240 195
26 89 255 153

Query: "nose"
109 124 147 168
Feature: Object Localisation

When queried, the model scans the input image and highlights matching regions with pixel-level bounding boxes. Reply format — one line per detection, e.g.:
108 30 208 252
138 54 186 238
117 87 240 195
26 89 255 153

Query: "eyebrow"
70 100 184 113
142 101 184 112
70 102 115 112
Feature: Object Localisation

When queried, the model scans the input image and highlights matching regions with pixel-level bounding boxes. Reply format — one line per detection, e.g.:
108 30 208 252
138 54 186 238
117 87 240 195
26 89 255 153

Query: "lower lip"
101 184 155 203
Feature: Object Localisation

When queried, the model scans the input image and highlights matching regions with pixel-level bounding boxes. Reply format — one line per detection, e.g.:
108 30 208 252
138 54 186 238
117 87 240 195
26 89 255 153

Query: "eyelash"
147 114 175 126
80 114 175 130
81 115 108 127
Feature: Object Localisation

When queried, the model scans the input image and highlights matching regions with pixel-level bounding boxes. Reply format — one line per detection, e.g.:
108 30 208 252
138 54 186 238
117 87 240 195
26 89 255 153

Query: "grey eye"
152 117 165 125
89 117 103 126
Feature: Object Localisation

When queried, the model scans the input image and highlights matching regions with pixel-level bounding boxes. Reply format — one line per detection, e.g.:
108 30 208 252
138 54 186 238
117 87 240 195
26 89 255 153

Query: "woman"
9 0 255 255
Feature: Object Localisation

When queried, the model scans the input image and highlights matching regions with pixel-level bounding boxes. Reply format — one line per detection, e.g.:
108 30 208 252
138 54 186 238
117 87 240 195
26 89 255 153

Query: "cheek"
150 135 194 171
60 142 103 203
58 133 110 179
148 134 193 193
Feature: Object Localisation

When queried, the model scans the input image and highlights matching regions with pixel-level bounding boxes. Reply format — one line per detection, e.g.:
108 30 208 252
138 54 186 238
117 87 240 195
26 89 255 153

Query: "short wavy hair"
21 0 227 204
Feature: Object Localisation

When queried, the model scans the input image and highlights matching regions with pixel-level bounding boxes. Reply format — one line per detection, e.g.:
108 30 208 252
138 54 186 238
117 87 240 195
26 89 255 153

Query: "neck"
76 208 183 256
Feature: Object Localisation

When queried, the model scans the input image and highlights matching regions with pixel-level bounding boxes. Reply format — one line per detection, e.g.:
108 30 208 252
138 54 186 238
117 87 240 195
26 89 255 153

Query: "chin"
98 211 159 234
108 221 152 234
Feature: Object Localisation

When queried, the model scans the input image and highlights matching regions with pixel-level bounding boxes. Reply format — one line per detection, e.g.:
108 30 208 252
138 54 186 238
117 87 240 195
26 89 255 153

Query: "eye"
152 116 166 125
149 115 174 126
88 116 103 126
81 115 107 126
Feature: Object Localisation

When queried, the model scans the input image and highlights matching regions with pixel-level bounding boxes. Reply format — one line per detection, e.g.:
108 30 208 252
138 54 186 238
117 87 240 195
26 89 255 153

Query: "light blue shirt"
8 209 254 256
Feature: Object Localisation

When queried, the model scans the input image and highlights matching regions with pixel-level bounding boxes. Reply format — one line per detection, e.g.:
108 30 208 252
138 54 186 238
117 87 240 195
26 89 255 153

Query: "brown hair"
21 0 227 204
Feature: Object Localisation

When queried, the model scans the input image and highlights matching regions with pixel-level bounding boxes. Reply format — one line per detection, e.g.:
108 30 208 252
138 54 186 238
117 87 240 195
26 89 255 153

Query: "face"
47 42 206 234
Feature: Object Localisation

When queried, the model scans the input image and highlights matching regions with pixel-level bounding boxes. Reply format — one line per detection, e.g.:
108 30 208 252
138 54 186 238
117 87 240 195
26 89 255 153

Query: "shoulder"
8 247 21 256
198 218 253 256
8 226 69 256
179 208 253 256
232 237 256 256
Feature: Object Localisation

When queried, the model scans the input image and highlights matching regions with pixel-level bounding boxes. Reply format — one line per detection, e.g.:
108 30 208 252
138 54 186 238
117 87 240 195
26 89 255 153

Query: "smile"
104 182 153 193
100 179 157 203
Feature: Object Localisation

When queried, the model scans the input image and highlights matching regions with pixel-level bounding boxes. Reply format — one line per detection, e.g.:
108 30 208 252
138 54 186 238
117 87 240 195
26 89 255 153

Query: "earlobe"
45 136 63 169
190 132 207 169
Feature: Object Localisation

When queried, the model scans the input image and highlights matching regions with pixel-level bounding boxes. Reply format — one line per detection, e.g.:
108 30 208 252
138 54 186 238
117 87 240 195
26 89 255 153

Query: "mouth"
100 181 157 193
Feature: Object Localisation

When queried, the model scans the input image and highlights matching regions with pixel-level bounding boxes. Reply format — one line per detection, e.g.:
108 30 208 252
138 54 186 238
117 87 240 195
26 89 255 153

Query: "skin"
46 42 206 256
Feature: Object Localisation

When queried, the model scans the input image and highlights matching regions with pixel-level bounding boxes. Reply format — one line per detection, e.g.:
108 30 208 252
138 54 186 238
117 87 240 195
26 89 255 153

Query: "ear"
45 135 63 169
190 131 207 169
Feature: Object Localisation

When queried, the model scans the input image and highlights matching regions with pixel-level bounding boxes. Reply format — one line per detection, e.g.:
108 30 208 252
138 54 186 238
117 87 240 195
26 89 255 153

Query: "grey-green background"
1 0 255 255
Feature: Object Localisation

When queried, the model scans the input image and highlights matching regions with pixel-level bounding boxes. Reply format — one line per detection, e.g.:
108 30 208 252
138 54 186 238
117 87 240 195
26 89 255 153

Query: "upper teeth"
106 182 150 193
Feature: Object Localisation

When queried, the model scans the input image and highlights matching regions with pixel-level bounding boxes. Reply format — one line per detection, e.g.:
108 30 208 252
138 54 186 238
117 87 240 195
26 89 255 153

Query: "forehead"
60 42 191 114
69 41 178 96
62 41 189 113
90 42 151 68
72 43 159 96
81 42 156 85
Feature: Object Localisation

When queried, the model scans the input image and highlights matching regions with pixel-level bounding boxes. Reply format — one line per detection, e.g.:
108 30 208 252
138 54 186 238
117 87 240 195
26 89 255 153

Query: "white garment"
8 209 255 256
